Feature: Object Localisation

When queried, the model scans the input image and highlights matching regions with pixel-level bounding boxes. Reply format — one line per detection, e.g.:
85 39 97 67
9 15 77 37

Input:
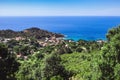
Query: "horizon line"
0 15 120 17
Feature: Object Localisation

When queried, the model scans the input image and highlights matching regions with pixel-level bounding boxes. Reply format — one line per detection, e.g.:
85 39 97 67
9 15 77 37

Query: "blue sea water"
0 16 120 41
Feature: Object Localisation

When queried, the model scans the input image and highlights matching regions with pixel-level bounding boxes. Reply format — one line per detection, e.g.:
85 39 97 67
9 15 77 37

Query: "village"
0 36 64 46
0 35 66 59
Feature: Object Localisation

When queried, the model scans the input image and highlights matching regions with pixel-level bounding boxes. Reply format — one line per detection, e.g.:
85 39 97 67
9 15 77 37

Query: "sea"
0 16 120 41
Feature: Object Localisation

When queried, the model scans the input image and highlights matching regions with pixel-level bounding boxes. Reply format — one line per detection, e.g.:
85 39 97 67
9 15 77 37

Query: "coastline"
0 16 120 41
0 27 107 42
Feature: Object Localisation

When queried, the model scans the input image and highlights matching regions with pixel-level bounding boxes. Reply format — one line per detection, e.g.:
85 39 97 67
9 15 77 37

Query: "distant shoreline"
0 28 106 41
0 16 119 40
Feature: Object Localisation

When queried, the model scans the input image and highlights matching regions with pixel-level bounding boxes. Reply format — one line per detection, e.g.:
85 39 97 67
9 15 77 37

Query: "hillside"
0 27 64 39
1 26 120 80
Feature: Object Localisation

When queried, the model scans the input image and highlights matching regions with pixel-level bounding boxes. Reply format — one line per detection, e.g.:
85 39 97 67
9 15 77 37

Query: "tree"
100 26 120 80
61 52 102 80
43 53 71 80
106 26 120 41
0 43 20 80
16 51 44 80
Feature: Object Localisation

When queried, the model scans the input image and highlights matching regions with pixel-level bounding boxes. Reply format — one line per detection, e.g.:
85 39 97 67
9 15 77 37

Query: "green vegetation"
0 43 19 80
61 51 102 80
0 27 64 39
0 26 120 80
100 26 120 80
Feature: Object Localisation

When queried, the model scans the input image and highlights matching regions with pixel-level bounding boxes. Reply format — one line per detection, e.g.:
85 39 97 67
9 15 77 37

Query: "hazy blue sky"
0 0 120 16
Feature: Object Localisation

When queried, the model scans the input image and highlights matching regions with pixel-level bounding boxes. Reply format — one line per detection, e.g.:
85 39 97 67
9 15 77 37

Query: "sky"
0 0 120 16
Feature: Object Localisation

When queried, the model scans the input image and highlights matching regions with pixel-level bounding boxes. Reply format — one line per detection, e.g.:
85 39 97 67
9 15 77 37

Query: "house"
15 36 25 41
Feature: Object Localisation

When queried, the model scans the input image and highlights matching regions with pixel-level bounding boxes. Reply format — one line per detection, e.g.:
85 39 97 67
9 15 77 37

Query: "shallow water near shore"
0 16 120 41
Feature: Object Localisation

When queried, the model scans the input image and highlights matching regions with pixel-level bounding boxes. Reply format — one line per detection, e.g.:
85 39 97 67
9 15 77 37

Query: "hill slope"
0 27 64 39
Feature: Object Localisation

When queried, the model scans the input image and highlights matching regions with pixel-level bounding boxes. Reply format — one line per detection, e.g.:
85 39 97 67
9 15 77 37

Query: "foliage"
43 53 72 80
0 27 64 38
16 51 44 80
16 50 72 80
100 26 120 80
61 52 102 80
1 26 120 80
0 43 20 80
